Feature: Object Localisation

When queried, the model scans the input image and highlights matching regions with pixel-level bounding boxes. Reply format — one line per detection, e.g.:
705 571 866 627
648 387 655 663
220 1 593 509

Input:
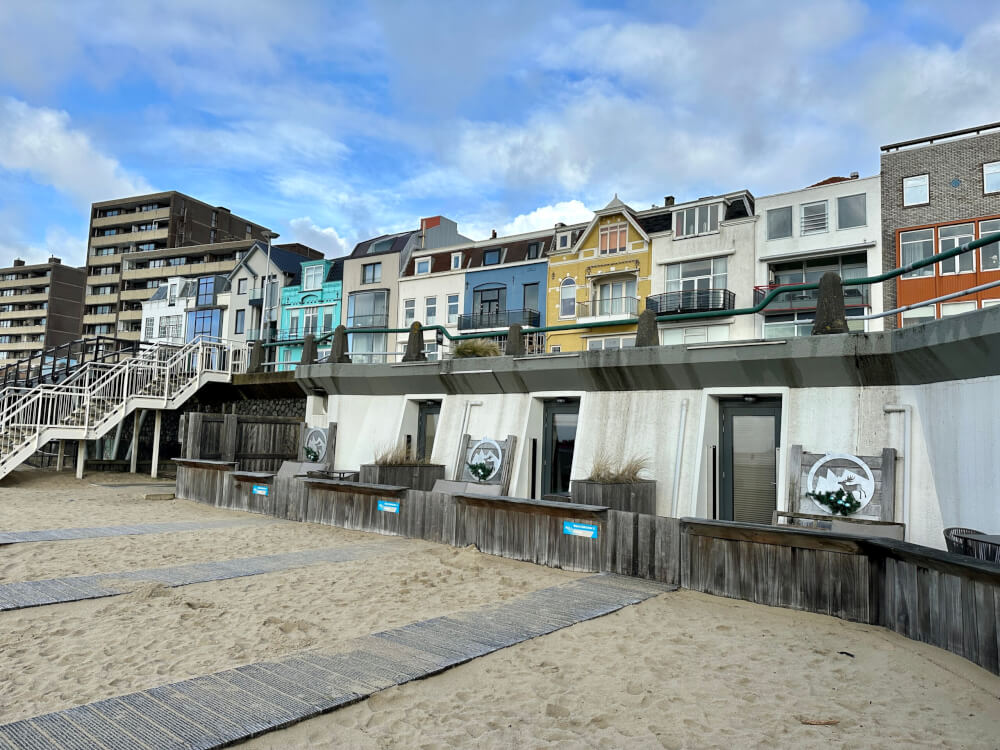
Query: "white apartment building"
754 174 883 337
140 275 229 346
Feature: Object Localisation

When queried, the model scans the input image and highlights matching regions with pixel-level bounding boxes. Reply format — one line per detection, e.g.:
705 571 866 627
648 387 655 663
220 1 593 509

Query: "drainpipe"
453 400 483 480
883 404 912 540
670 398 689 517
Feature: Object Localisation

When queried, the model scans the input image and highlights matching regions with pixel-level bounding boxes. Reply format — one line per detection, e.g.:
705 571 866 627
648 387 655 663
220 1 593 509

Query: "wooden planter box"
359 463 446 492
570 479 657 515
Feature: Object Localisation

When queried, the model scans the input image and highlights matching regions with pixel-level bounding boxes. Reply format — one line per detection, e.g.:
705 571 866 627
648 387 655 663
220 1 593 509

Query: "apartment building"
755 174 883 337
397 228 550 359
0 257 85 365
880 123 1000 327
83 191 282 340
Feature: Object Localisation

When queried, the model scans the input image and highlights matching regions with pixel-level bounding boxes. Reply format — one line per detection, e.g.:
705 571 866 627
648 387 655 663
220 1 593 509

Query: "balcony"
346 314 389 329
645 289 736 315
275 325 335 342
248 287 265 306
92 207 170 228
753 283 869 313
456 308 540 331
576 296 639 322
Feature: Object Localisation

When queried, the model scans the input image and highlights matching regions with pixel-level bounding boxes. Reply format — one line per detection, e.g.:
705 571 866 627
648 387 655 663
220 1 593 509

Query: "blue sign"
563 521 598 539
377 499 400 514
252 484 269 496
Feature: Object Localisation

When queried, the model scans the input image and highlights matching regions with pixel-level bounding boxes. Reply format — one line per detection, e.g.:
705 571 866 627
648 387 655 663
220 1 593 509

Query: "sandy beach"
2 468 999 748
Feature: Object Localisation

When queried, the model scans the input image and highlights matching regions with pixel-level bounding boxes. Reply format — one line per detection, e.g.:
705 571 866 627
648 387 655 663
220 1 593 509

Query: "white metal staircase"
0 338 249 480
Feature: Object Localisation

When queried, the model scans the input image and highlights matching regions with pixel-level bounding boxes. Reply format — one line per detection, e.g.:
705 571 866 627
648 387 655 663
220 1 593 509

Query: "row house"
139 274 229 346
275 258 344 370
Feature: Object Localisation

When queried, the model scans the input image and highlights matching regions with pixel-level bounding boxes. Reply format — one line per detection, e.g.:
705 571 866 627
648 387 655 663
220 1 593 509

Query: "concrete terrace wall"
297 308 1000 548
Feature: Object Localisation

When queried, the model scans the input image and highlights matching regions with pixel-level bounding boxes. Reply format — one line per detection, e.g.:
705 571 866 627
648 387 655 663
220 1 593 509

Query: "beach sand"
3 468 999 748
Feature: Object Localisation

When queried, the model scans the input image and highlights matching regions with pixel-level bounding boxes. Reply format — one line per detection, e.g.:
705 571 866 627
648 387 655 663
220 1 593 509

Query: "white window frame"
938 223 975 276
559 278 576 318
980 219 1000 271
900 228 934 279
981 299 1000 308
403 298 415 326
586 336 636 351
416 259 431 275
303 265 323 290
599 222 628 255
675 204 720 239
425 296 437 325
237 278 247 295
940 301 977 317
362 262 381 284
984 161 1000 194
550 345 562 353
766 206 793 240
665 256 728 293
447 293 459 324
659 324 730 346
800 200 829 235
903 174 929 206
836 193 867 230
451 253 462 270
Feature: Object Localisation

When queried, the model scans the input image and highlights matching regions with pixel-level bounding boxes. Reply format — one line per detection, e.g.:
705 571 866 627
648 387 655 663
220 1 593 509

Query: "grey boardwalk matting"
0 542 405 612
0 519 275 546
0 574 673 749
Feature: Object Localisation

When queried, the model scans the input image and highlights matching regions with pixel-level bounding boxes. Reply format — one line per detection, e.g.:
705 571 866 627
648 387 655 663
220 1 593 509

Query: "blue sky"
1 0 998 266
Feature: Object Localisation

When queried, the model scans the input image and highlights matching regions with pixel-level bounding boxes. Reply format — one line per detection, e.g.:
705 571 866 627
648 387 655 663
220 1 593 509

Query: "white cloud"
288 217 350 257
0 97 150 205
501 200 594 235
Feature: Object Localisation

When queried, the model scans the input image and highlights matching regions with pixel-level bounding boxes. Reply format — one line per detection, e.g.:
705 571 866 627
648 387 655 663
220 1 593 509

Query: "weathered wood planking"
359 464 447 492
173 459 236 506
571 480 657 515
303 481 410 538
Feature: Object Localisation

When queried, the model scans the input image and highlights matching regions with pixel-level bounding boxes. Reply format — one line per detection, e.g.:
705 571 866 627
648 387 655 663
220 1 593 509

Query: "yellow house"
544 196 653 352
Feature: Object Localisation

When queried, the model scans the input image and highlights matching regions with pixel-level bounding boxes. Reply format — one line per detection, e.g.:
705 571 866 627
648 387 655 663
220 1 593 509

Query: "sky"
1 0 998 267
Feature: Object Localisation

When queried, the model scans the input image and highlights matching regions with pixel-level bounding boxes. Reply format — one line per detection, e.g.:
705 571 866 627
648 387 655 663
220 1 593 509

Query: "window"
674 204 719 238
940 301 977 317
901 307 934 327
586 336 636 350
484 249 500 265
424 342 438 362
559 278 576 317
526 242 540 260
416 259 431 275
168 283 177 305
144 317 154 340
196 277 213 306
660 325 731 345
559 234 569 248
237 278 247 295
451 253 462 270
137 242 156 252
982 299 1000 308
900 229 934 278
599 223 627 254
289 315 299 336
938 223 974 275
523 282 539 312
362 262 381 284
800 201 828 234
245 224 252 237
903 175 929 206
979 219 1000 271
368 238 393 254
837 194 867 229
168 257 186 266
447 293 459 324
211 211 218 228
766 207 792 240
472 286 505 317
102 228 118 236
209 229 217 243
666 257 727 293
304 306 319 334
984 162 1000 194
425 296 437 324
149 259 166 268
403 299 415 326
93 247 115 257
234 309 245 335
550 345 562 353
139 204 158 212
303 265 323 290
594 278 637 315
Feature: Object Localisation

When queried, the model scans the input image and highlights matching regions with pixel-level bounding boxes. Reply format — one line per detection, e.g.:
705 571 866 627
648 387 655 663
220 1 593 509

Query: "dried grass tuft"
586 452 650 483
453 338 502 358
373 442 431 466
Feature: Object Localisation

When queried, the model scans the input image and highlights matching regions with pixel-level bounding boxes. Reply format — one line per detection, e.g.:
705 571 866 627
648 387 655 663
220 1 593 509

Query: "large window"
484 249 500 265
447 294 459 324
800 200 828 234
144 317 154 340
675 204 719 238
158 315 181 338
766 206 792 240
586 336 635 350
660 324 730 346
763 309 865 339
416 259 431 275
234 309 245 335
980 219 1000 271
237 278 247 295
837 194 866 229
594 277 637 315
473 286 505 315
984 161 1000 194
361 262 381 284
938 223 974 275
196 277 213 306
666 256 727 293
523 282 539 312
940 301 977 317
303 265 323 290
559 278 576 317
347 290 389 328
900 228 934 278
425 296 437 324
903 175 929 206
901 307 934 327
599 223 627 254
403 298 415 326
304 306 319 334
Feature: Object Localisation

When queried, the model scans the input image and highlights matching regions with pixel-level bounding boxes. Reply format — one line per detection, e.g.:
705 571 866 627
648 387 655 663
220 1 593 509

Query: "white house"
139 275 229 345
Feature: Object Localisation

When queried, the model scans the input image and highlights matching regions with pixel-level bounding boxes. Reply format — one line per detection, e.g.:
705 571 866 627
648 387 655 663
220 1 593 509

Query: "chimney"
555 222 566 228
12 259 24 267
48 256 61 265
849 171 859 179
491 229 497 239
664 196 675 206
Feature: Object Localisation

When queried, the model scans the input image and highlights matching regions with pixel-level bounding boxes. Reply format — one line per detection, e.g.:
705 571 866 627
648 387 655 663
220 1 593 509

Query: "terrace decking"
0 519 274 546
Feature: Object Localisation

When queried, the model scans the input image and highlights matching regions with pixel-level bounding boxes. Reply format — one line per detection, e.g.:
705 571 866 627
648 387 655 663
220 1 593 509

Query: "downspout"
453 400 483 480
883 404 912 540
670 398 689 517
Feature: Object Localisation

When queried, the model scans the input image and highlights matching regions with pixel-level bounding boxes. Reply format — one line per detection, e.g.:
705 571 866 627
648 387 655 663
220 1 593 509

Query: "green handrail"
263 232 1000 346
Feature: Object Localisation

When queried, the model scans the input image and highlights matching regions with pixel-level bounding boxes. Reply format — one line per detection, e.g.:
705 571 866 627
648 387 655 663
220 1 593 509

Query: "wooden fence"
172 460 1000 676
183 414 300 472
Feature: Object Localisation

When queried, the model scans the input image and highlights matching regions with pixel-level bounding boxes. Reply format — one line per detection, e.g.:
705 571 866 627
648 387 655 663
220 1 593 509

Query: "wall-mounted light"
742 395 757 403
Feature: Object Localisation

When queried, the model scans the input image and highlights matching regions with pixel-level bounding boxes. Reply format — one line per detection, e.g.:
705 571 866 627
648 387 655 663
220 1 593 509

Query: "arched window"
560 278 576 318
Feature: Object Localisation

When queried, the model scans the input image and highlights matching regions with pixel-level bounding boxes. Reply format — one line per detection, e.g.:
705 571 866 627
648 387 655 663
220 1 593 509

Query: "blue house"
461 236 548 330
275 258 344 370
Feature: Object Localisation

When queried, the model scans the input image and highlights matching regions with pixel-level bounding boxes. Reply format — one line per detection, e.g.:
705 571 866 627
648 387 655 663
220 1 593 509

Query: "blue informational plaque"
562 521 598 539
252 484 269 496
377 499 400 513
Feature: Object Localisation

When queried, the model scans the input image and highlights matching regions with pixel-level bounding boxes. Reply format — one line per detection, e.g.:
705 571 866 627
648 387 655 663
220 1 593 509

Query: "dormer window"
303 265 323 290
369 238 392 254
559 234 569 249
675 204 720 238
484 249 500 265
416 258 431 275
599 223 627 254
451 253 462 270
526 242 540 259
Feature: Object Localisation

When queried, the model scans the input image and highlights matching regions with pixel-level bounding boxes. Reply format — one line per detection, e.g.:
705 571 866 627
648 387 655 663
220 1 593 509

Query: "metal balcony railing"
275 324 333 341
753 283 869 313
645 289 736 315
576 296 639 318
346 314 389 328
456 308 540 331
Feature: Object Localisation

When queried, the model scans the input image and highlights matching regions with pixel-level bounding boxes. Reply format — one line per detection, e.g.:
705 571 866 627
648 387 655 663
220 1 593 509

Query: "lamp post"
260 230 279 344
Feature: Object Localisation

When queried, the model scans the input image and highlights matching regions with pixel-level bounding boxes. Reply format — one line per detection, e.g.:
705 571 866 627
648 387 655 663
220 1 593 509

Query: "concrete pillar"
56 440 65 472
130 411 140 474
75 440 86 480
151 410 162 479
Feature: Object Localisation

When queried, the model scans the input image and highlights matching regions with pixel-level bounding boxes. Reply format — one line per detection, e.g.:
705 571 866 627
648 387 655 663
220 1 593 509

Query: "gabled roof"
227 241 314 284
400 235 548 277
563 195 648 255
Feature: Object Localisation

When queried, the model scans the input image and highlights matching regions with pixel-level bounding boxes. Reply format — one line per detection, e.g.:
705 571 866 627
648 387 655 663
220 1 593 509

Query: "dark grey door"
542 400 579 497
720 398 781 524
417 401 441 462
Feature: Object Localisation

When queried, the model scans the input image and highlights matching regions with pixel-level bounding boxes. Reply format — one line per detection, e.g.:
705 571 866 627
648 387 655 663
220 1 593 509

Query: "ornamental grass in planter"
570 453 657 515
359 442 446 491
453 339 502 358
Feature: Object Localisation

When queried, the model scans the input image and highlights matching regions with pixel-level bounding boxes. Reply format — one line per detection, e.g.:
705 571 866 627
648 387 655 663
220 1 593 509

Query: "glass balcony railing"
753 283 869 313
345 313 389 329
645 288 736 315
576 296 639 318
456 308 540 331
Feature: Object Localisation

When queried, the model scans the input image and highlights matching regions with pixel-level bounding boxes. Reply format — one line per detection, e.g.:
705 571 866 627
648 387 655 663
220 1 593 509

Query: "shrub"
586 453 650 483
453 338 502 358
806 489 861 516
467 461 493 481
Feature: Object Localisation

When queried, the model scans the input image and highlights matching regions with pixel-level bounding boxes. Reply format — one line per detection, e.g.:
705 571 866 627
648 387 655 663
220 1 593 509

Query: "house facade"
755 175 883 337
881 123 1000 327
139 275 229 346
275 258 343 370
